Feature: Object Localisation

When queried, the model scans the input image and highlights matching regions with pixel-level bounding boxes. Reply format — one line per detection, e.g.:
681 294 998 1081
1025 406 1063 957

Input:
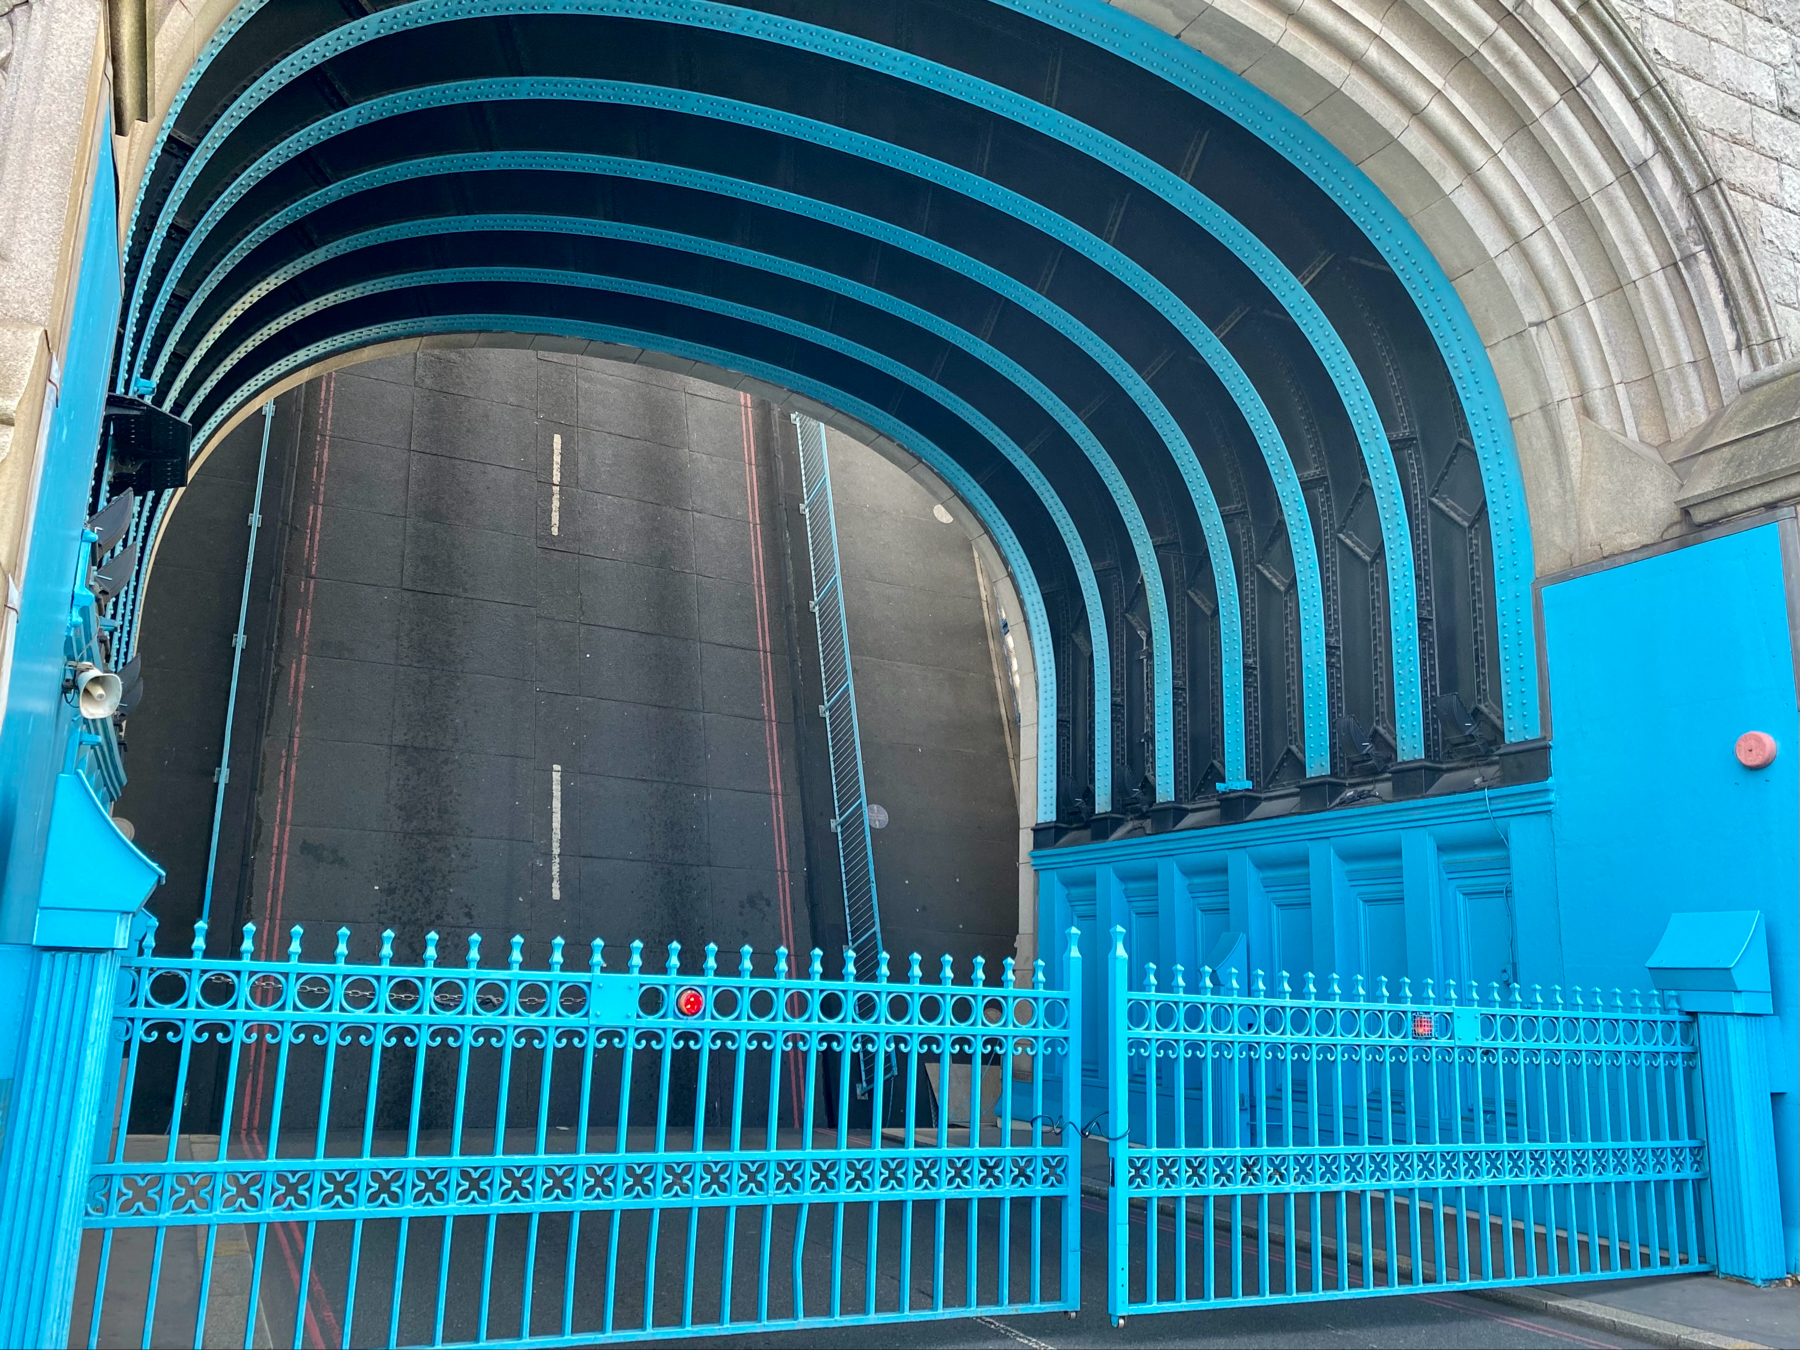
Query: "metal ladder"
792 415 885 1094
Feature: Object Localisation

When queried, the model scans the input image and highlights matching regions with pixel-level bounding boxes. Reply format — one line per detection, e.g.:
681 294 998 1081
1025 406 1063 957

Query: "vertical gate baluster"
899 954 921 1316
965 955 984 1311
1107 927 1127 1325
756 946 785 1327
337 929 386 1349
684 944 718 1331
833 949 854 1319
385 932 431 1348
1060 936 1080 1312
864 952 889 1318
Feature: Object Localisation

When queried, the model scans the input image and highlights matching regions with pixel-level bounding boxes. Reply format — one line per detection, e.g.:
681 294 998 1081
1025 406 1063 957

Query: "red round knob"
1736 731 1778 769
676 987 705 1017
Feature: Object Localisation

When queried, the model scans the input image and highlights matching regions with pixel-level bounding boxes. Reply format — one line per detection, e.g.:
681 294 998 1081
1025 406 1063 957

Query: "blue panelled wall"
1036 511 1800 1276
1543 518 1799 1274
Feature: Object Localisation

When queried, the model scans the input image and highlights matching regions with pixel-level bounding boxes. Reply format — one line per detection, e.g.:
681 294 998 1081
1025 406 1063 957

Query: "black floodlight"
91 539 139 606
104 395 191 493
1338 714 1390 772
1435 692 1492 755
86 490 135 556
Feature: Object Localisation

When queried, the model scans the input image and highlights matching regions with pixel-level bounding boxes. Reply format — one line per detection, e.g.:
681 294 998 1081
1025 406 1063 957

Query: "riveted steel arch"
145 150 1252 789
124 78 1329 781
118 0 1423 763
123 75 1330 783
187 287 1117 814
168 219 1195 801
111 0 1541 826
994 0 1539 740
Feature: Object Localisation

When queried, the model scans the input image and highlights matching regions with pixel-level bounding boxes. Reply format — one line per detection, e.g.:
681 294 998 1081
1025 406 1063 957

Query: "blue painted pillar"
1400 828 1439 980
1506 811 1564 990
1647 910 1786 1282
0 948 123 1345
1694 1013 1786 1282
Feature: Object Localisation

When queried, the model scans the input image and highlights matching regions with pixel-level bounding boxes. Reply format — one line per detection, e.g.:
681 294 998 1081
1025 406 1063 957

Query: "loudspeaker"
70 662 123 719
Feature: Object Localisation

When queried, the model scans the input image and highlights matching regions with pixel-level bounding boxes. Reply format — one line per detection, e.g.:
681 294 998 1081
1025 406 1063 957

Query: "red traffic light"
1411 1013 1434 1039
676 987 705 1017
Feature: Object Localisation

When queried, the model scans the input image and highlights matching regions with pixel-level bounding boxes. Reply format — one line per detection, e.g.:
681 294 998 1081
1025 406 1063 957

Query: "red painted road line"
228 375 341 1350
740 391 803 1125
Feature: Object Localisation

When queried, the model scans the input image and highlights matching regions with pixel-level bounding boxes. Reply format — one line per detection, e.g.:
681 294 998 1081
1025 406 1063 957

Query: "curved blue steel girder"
995 0 1539 740
174 238 1181 801
190 273 1125 809
105 0 1548 829
169 220 1203 802
181 312 1076 820
179 260 1142 802
150 153 1260 791
125 78 1337 780
149 157 1259 791
112 0 1423 764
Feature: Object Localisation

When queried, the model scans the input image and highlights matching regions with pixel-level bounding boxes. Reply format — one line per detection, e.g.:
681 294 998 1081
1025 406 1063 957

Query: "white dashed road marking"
550 763 563 901
550 432 563 536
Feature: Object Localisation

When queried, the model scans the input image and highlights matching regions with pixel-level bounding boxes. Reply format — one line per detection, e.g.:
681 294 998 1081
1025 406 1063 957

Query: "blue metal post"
1063 925 1083 1306
1108 925 1129 1325
1695 1014 1785 1281
0 948 126 1346
1647 910 1785 1282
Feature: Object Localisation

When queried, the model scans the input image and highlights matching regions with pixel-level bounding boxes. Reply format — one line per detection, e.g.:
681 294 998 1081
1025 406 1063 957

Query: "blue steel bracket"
588 974 641 1024
1646 910 1773 1015
32 772 164 948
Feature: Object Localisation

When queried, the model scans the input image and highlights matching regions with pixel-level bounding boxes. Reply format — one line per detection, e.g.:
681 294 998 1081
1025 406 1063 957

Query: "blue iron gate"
77 920 1082 1347
1104 927 1711 1321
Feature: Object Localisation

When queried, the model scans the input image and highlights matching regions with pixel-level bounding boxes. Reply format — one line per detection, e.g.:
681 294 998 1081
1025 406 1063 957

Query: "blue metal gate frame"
78 921 1084 1346
1104 926 1711 1321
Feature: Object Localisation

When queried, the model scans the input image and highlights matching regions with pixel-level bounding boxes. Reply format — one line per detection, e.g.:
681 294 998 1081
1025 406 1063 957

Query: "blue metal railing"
1104 927 1710 1320
791 414 885 1096
78 920 1083 1347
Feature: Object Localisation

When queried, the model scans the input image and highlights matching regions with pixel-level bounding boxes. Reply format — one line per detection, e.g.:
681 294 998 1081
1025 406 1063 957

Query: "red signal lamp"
1411 1013 1434 1039
676 987 706 1017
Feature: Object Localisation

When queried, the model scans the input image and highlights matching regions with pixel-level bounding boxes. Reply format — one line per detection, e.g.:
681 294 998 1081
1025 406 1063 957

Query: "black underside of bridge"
116 0 1507 822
